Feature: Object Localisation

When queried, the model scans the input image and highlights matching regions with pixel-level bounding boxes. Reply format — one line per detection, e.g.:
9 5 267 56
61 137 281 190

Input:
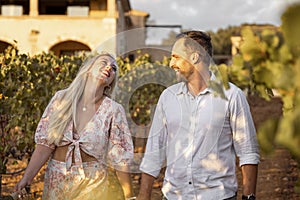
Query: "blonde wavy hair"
47 53 118 145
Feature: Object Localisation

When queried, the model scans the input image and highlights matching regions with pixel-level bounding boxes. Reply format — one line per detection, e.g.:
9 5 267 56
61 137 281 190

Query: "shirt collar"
176 72 216 95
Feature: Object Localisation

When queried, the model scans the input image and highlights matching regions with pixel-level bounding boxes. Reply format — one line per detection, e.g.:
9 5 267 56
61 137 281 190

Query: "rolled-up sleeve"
140 96 168 178
230 89 260 166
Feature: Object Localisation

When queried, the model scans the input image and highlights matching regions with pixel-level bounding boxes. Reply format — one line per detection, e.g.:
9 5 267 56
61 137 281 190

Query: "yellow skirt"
42 159 124 200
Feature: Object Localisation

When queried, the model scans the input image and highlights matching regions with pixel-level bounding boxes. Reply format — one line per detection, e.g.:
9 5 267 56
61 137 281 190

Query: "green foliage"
208 26 241 55
281 4 300 57
0 46 84 174
228 27 293 100
260 4 300 162
209 63 230 100
220 3 300 164
115 52 177 126
257 119 280 154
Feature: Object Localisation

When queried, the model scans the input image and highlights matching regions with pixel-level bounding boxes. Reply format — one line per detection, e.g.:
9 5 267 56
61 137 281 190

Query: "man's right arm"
137 173 156 200
138 94 167 200
137 173 155 200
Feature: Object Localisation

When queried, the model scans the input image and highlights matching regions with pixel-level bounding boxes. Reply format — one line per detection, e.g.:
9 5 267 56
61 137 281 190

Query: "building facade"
0 0 149 56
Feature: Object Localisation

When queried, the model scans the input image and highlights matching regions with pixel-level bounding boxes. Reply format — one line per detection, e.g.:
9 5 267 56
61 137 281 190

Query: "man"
137 31 259 200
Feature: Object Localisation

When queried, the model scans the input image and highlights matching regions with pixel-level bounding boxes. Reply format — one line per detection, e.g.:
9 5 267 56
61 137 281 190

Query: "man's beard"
176 71 187 82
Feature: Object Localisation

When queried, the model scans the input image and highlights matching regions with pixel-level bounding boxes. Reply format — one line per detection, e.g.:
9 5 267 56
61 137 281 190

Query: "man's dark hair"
176 30 213 57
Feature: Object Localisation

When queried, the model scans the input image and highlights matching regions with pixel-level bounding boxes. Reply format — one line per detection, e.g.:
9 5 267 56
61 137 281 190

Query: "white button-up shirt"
140 78 260 200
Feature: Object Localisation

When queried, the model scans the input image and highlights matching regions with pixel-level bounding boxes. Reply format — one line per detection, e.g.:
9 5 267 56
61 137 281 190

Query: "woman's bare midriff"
52 145 97 163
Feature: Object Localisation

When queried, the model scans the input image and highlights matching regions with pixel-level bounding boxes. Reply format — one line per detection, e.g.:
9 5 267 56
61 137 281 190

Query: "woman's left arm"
116 169 134 199
109 103 135 199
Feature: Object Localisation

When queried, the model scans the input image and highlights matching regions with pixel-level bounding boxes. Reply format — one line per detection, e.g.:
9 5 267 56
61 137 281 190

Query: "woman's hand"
14 177 30 193
14 145 53 195
12 184 30 199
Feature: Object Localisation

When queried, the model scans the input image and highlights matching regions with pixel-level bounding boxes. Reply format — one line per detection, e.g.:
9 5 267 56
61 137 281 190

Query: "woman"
14 53 135 199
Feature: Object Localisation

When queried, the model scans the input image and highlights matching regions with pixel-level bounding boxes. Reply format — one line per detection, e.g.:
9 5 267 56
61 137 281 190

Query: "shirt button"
189 181 192 184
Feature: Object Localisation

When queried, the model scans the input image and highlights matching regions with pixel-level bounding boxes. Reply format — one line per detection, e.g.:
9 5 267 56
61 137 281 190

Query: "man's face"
169 38 195 81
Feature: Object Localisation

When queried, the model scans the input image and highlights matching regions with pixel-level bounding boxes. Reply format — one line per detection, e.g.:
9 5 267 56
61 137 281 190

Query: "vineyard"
0 94 299 200
1 3 300 200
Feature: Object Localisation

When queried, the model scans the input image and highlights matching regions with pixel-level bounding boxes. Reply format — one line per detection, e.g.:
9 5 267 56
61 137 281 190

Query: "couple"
15 30 259 200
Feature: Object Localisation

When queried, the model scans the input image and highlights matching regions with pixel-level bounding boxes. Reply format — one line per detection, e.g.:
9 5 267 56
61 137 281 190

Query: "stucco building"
0 0 149 57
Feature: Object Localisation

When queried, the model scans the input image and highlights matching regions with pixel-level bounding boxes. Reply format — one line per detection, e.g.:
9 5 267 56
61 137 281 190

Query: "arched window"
0 41 13 53
49 40 91 57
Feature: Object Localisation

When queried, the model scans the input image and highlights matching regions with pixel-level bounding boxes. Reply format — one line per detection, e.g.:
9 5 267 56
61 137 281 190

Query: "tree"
208 26 241 55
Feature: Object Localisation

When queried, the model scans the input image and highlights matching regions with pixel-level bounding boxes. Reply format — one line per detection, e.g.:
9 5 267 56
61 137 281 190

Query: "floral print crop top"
35 90 134 173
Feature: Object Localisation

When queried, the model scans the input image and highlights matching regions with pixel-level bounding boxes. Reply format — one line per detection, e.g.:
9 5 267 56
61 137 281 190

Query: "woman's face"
89 55 117 86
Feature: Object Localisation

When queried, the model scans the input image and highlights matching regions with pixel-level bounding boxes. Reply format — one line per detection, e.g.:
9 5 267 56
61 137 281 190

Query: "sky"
130 0 300 32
